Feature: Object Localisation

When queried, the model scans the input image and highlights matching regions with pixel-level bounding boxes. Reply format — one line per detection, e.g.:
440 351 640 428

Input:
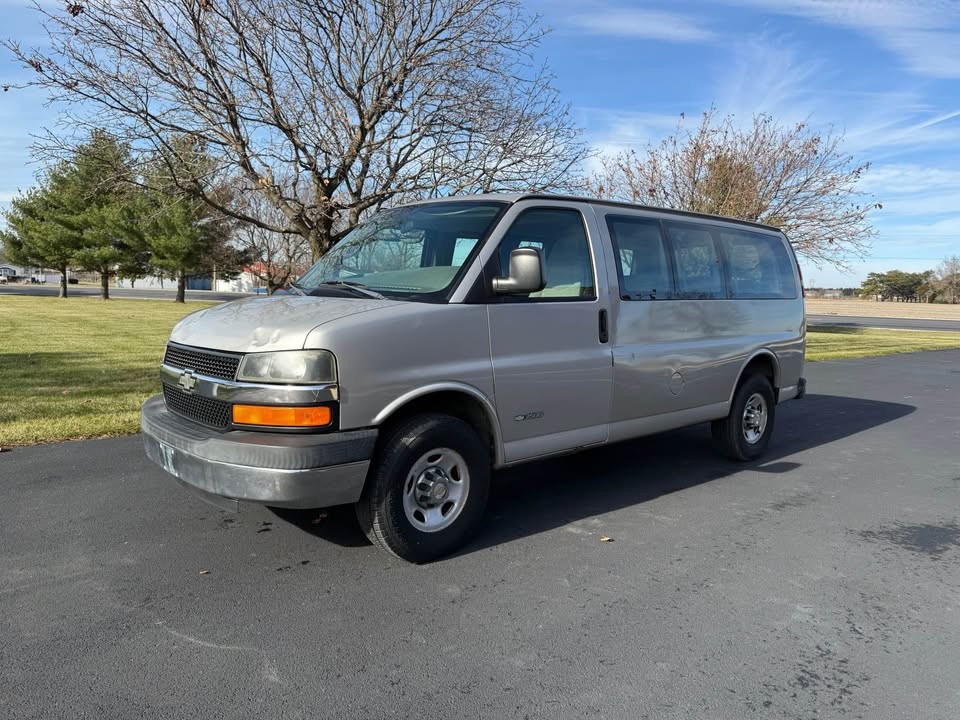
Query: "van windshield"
297 201 506 301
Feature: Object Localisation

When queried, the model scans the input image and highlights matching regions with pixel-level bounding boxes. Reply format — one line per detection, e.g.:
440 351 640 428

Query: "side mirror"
492 248 546 295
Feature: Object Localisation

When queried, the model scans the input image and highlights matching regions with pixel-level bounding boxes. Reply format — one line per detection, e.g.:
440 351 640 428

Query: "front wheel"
355 413 490 562
712 374 776 461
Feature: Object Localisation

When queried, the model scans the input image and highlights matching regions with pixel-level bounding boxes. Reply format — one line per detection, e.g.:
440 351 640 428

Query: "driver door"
485 203 614 464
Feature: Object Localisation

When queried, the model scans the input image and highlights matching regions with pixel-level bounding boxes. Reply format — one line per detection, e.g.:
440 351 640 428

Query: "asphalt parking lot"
3 351 959 719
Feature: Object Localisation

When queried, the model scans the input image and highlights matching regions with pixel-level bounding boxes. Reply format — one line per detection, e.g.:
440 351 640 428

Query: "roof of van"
407 193 782 233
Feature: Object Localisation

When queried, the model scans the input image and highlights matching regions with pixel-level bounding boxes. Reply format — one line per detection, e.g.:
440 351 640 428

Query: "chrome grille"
163 343 241 381
162 383 231 429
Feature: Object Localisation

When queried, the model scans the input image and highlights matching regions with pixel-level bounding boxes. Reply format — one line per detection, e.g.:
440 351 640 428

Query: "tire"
355 413 490 563
712 374 776 461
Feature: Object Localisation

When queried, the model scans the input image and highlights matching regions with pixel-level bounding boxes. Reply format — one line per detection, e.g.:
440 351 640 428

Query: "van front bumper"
140 395 376 509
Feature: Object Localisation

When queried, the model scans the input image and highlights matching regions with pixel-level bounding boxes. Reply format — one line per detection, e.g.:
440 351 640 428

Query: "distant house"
216 263 308 293
806 287 844 299
0 265 26 280
1 266 77 284
214 269 263 293
0 264 26 282
116 268 268 294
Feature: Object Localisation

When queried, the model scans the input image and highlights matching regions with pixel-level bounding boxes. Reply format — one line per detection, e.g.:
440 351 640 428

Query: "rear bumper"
140 395 377 509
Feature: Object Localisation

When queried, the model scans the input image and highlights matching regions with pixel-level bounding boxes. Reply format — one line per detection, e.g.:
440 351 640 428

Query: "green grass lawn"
0 296 214 446
804 325 960 361
2 295 960 446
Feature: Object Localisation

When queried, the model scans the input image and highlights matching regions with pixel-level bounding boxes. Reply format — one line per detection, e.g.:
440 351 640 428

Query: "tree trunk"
176 270 186 303
307 228 322 262
100 271 110 300
308 216 336 261
59 266 68 298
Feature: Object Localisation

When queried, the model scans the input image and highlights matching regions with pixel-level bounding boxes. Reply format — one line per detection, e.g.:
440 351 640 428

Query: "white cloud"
858 164 960 217
565 8 716 43
843 108 960 159
874 215 960 241
577 108 683 148
712 35 824 121
862 165 960 196
726 0 960 78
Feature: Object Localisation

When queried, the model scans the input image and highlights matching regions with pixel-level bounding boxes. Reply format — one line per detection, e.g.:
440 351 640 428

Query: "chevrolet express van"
142 194 806 562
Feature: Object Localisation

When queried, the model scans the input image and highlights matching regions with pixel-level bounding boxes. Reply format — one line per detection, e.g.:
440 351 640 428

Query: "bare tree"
234 191 312 294
8 0 588 258
932 256 960 304
594 110 879 268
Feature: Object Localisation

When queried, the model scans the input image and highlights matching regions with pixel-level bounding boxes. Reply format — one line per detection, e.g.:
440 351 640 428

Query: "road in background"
807 314 960 332
0 284 253 303
3 351 960 719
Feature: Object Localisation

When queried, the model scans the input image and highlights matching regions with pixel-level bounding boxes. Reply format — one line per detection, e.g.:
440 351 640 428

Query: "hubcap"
402 448 470 533
742 392 768 445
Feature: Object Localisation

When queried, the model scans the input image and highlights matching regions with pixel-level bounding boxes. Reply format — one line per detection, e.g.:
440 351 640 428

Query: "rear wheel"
355 413 490 562
712 374 776 461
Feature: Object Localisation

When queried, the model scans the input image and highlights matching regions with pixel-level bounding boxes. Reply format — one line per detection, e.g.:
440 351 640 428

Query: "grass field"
0 296 214 446
804 325 960 361
2 295 960 446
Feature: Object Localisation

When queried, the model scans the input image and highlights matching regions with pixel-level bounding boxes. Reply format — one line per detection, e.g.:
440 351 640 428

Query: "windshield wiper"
318 280 387 300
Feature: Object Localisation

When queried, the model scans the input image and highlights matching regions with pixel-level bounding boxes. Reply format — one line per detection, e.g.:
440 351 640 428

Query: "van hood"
170 295 404 352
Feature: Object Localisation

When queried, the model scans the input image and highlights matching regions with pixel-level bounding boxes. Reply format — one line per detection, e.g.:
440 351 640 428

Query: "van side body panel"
609 299 804 417
590 205 805 441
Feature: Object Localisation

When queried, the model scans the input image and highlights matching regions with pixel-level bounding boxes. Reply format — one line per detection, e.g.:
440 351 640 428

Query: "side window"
606 216 673 300
497 208 595 300
666 223 724 299
719 229 798 299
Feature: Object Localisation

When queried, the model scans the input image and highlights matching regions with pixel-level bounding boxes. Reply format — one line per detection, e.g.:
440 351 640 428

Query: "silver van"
141 194 806 561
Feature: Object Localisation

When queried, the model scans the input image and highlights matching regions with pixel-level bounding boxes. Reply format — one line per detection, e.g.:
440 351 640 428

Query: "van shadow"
275 394 915 554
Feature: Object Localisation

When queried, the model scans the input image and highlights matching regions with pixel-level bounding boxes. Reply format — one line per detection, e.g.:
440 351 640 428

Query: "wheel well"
740 354 778 392
377 391 498 464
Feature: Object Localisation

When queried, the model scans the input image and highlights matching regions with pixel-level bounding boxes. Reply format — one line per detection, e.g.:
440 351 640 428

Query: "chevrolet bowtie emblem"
178 370 198 393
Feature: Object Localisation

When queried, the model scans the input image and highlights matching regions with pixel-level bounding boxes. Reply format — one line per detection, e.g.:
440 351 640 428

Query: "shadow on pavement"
274 394 915 554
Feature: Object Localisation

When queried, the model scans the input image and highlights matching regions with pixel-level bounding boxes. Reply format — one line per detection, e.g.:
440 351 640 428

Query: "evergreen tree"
139 138 237 302
67 131 142 300
2 181 84 297
2 130 143 299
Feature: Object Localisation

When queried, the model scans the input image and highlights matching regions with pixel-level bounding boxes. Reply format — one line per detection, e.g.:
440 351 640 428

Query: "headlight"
237 350 337 385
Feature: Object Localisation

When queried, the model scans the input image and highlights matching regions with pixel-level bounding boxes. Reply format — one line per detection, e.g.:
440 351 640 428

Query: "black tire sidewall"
365 414 490 562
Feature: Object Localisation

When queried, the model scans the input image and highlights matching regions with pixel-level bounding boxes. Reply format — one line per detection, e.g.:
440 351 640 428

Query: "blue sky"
2 0 959 287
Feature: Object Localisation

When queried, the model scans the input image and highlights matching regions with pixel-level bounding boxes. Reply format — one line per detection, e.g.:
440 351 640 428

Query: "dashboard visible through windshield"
297 201 506 301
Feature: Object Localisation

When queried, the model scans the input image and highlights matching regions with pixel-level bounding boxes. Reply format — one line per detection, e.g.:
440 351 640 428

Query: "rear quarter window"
719 229 798 299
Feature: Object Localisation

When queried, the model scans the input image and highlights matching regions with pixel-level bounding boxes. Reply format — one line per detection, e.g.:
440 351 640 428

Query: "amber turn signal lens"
232 404 332 428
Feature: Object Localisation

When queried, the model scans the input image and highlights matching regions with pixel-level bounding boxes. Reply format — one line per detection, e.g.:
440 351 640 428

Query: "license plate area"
157 441 179 476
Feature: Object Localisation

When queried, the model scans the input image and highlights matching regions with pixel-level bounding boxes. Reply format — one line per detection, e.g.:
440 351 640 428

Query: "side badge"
514 411 544 422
